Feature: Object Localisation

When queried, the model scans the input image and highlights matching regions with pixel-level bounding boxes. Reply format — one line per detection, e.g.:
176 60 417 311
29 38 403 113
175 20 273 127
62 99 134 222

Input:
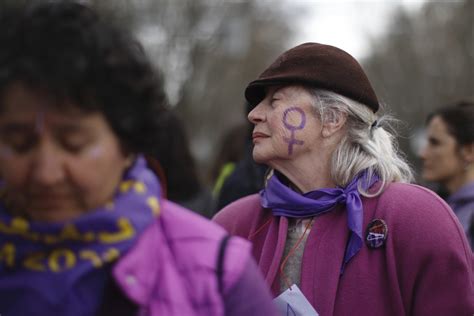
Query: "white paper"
273 284 319 316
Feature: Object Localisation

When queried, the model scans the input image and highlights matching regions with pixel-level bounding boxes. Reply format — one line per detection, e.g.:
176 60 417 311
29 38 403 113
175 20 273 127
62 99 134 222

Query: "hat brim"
244 78 311 112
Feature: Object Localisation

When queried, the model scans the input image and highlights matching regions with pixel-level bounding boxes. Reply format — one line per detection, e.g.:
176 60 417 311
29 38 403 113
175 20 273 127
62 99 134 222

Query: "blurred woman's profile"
420 100 474 248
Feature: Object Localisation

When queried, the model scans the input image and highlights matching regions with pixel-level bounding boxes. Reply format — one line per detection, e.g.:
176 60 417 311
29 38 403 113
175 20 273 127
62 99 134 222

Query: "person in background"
213 104 268 213
420 100 474 249
211 122 248 199
214 140 267 212
214 42 473 315
0 2 278 315
149 111 214 218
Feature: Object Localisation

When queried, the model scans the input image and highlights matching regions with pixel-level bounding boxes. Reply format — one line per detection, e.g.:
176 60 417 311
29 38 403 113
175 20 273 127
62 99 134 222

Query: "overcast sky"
285 0 430 59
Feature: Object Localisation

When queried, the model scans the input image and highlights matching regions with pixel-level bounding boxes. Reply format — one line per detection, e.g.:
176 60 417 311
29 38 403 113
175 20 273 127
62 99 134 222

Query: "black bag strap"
96 274 139 316
216 235 231 294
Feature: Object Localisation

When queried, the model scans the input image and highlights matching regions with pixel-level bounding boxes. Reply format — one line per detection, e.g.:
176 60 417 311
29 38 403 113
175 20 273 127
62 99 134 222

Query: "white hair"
309 88 414 196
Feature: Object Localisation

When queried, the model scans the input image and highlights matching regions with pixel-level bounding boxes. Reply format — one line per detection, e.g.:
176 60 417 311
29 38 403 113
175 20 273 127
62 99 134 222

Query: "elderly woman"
214 43 473 315
420 101 474 249
0 3 278 316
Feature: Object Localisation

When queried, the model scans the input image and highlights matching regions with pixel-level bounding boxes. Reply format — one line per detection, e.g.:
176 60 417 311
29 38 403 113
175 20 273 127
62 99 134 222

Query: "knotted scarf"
0 156 161 315
260 170 378 271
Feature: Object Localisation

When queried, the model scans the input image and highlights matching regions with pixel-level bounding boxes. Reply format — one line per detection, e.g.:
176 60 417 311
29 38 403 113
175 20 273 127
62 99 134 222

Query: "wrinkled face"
0 83 132 223
420 115 465 185
247 85 322 166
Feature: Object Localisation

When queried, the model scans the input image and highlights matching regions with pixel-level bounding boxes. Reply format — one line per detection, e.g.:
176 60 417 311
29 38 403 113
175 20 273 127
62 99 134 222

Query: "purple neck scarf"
260 170 378 271
0 156 161 316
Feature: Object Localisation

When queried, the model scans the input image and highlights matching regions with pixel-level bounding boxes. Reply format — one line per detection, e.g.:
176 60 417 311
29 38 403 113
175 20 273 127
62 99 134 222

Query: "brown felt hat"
245 42 379 112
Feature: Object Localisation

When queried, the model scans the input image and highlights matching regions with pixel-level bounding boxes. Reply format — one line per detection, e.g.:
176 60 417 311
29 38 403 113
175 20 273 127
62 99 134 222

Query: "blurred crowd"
0 2 472 316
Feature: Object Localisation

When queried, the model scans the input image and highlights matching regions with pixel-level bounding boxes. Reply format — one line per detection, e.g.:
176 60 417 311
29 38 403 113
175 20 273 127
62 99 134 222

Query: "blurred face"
247 85 322 167
420 115 465 187
0 83 132 223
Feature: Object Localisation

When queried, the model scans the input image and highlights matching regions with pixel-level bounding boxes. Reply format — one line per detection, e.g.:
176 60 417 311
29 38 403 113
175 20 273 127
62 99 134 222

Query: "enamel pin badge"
365 219 388 249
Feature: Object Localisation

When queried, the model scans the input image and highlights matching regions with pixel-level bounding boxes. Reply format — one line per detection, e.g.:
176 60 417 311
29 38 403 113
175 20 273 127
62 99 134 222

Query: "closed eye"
0 124 37 153
57 132 94 154
6 136 37 153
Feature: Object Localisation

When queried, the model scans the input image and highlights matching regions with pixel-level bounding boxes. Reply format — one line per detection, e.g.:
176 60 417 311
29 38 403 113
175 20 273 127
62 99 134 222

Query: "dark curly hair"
0 1 170 155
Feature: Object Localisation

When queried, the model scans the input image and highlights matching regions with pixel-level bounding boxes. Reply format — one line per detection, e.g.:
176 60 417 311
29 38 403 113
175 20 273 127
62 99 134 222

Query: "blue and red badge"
365 219 388 249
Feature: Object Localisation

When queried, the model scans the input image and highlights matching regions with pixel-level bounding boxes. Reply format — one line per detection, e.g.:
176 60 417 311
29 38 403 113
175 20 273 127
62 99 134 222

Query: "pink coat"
214 183 474 316
113 200 252 315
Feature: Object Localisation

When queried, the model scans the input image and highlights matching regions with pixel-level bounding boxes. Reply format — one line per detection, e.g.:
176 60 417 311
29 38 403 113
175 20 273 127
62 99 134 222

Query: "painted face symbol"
282 106 306 155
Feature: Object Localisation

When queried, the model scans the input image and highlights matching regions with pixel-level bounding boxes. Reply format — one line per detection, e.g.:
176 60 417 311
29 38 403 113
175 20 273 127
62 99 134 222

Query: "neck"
270 153 335 194
445 164 474 194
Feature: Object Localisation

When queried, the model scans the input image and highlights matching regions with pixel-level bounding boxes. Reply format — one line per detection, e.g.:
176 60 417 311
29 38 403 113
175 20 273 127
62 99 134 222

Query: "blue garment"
446 181 474 249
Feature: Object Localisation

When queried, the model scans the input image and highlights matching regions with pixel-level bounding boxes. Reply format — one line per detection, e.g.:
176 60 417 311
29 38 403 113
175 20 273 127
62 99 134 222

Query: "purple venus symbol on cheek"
282 106 306 155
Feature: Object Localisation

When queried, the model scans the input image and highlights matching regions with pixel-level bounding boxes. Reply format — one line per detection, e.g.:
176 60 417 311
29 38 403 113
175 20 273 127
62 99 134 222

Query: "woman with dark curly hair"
0 2 277 315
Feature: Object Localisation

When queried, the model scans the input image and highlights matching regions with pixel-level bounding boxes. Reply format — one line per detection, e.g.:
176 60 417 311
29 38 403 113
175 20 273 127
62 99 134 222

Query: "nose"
248 102 266 124
30 142 66 186
418 144 428 160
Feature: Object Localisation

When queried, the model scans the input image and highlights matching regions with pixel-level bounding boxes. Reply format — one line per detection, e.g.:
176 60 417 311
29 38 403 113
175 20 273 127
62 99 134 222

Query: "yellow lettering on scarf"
119 180 147 194
11 217 29 231
147 196 160 216
133 182 146 194
102 248 120 263
0 217 28 234
119 181 133 193
0 242 15 267
43 224 94 244
80 250 102 268
98 218 134 243
23 252 46 271
0 217 39 241
49 249 76 272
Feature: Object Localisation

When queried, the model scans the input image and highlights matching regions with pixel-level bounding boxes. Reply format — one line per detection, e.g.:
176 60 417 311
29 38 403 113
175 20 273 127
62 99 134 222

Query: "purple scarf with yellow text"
0 156 161 316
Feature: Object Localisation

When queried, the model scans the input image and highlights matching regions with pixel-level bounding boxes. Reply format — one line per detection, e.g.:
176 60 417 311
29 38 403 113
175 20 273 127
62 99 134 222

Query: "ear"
321 111 348 138
460 143 474 163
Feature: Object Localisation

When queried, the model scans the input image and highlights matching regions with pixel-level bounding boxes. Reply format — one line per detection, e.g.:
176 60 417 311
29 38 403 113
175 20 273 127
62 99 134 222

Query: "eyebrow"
271 86 287 97
0 122 35 134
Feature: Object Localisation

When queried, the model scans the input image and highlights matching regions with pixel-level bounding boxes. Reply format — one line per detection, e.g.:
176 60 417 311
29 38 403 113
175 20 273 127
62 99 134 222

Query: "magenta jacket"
113 200 277 316
214 183 474 316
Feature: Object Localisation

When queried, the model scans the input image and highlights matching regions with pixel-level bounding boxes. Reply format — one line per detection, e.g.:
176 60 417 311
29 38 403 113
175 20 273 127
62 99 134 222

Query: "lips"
29 197 70 209
27 192 76 209
252 132 269 141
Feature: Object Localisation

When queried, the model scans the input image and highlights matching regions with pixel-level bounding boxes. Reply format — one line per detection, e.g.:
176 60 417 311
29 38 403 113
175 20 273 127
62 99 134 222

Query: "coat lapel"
253 216 288 293
301 205 347 316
